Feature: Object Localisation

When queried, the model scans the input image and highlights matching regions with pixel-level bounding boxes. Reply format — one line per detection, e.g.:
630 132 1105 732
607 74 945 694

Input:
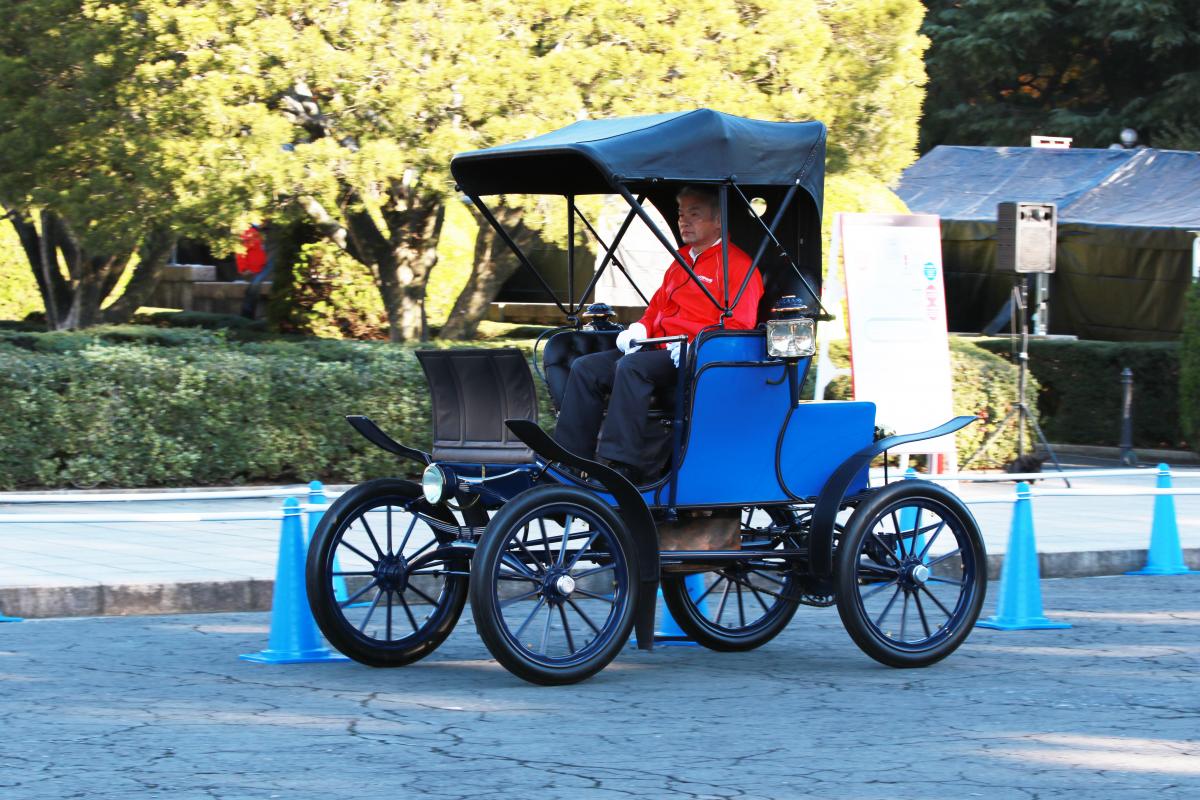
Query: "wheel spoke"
332 570 375 576
867 532 903 566
715 578 732 624
858 576 899 601
566 598 602 635
899 590 909 640
913 590 932 638
538 603 553 653
538 518 553 563
359 515 386 559
338 539 378 567
890 512 906 558
557 515 572 567
386 505 393 555
501 588 542 608
497 569 540 582
385 589 393 641
406 583 440 606
735 576 746 627
512 529 548 576
500 552 540 582
858 562 899 577
566 530 601 570
558 604 577 654
512 597 546 640
397 511 419 556
917 522 947 562
928 576 965 587
920 585 956 618
692 575 725 604
744 573 774 614
340 578 379 607
573 588 615 604
926 548 962 568
574 563 615 579
358 588 385 633
873 585 903 628
398 593 420 632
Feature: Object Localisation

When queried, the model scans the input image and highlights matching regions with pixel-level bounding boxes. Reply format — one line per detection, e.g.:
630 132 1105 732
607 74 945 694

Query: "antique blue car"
306 110 987 685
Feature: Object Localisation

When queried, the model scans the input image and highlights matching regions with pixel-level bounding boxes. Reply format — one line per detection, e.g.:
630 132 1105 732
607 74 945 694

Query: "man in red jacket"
554 185 763 483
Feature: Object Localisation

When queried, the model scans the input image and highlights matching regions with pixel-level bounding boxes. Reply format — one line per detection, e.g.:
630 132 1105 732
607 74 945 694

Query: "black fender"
809 415 978 577
504 419 660 650
346 415 432 468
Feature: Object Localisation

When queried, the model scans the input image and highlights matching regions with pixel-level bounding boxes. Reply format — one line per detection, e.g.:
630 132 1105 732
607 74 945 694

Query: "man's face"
677 195 721 249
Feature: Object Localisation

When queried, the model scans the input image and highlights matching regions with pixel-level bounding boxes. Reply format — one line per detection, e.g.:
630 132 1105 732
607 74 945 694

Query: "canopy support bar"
730 182 829 317
573 201 650 306
720 184 730 318
567 195 575 314
613 183 725 316
467 194 570 317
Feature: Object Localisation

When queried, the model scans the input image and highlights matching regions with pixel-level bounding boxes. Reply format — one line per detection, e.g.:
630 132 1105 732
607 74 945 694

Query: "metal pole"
1016 278 1029 458
566 195 575 314
1119 367 1137 467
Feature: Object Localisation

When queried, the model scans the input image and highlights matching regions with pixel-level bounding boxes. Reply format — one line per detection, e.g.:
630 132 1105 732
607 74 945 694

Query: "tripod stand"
961 278 1070 485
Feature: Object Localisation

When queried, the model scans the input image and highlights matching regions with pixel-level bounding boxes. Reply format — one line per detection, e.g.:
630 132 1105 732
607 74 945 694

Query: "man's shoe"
603 460 643 486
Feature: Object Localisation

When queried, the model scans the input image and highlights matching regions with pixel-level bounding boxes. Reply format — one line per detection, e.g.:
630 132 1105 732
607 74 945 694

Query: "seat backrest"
541 330 621 410
414 348 538 464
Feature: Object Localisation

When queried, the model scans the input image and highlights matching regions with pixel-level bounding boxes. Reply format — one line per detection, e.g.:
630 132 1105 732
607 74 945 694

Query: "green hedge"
1181 284 1200 452
815 337 1036 469
0 328 1034 488
974 338 1184 449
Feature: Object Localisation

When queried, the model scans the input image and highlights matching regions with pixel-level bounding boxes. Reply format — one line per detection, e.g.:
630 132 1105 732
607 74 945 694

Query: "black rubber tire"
834 481 987 668
470 485 639 686
306 478 468 667
660 507 804 652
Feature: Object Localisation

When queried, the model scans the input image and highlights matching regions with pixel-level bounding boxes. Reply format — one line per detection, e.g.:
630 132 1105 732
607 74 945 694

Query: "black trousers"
553 348 677 466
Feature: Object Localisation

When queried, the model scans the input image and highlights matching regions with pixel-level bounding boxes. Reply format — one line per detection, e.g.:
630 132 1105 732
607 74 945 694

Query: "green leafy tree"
439 0 930 338
921 0 1200 150
0 0 284 329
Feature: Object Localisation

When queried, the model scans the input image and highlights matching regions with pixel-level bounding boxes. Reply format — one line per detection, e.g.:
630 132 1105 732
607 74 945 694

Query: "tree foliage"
921 0 1200 150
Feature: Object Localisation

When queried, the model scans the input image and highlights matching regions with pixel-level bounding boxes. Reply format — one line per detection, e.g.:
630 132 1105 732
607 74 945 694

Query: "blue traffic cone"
0 607 21 623
655 573 708 646
977 482 1070 631
1127 464 1198 576
241 498 348 664
897 467 926 561
307 481 348 601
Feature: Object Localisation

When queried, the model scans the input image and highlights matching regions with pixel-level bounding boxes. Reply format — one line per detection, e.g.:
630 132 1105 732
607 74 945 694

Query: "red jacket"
638 241 763 341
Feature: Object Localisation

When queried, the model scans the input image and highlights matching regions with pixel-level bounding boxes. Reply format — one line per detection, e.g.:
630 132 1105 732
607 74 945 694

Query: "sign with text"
839 213 956 456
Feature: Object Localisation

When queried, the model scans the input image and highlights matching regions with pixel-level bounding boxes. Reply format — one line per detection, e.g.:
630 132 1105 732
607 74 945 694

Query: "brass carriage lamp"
766 295 817 360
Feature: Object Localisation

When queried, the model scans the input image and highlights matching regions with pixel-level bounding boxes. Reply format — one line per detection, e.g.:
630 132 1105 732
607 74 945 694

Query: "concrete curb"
3 547 1198 619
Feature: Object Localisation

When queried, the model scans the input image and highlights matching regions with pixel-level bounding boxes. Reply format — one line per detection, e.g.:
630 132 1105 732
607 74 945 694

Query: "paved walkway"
2 575 1198 799
0 466 1197 618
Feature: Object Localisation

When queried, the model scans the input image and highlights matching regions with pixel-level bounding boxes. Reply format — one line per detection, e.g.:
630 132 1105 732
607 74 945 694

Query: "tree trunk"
101 228 174 324
439 205 533 340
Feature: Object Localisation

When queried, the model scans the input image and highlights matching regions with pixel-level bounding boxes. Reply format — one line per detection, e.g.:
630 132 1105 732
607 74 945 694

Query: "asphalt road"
2 575 1198 799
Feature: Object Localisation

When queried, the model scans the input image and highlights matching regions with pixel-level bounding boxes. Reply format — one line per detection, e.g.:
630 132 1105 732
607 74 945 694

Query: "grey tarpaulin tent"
897 146 1200 341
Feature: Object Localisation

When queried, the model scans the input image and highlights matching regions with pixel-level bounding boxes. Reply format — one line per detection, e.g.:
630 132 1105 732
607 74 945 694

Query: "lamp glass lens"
421 464 445 504
766 318 815 358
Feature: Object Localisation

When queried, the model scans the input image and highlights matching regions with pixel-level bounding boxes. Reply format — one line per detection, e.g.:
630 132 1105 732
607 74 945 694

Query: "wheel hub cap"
555 575 576 596
376 556 409 592
910 563 930 586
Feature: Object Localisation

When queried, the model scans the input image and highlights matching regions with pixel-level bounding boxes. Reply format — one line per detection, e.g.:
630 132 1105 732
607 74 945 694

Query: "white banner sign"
838 213 956 456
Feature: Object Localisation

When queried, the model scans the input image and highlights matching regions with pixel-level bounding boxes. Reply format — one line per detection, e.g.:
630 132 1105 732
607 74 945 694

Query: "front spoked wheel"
306 478 473 667
660 506 805 651
835 481 987 668
470 486 639 685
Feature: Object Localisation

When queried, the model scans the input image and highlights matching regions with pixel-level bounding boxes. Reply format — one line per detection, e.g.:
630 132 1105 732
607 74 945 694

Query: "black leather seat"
414 348 539 464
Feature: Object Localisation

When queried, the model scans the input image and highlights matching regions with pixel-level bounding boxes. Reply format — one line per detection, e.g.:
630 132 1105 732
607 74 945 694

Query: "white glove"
615 322 647 355
667 341 681 367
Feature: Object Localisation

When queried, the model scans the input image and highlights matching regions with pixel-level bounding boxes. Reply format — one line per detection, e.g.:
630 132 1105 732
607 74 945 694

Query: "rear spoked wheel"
835 481 987 668
661 506 805 651
471 486 639 685
306 478 475 667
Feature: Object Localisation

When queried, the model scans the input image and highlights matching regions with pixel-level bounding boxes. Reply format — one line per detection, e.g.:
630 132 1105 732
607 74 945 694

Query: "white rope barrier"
910 468 1198 483
0 487 345 505
0 511 289 524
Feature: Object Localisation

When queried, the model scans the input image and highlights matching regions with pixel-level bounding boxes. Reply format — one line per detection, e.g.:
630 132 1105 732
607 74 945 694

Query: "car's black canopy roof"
451 109 827 211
